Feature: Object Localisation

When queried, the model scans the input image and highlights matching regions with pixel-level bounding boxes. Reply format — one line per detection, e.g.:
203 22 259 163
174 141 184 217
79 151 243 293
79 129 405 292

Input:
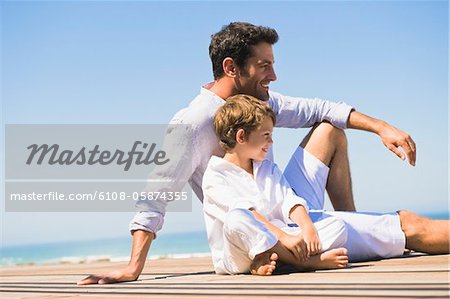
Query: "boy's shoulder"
257 159 284 178
259 158 280 171
202 156 233 186
205 156 235 173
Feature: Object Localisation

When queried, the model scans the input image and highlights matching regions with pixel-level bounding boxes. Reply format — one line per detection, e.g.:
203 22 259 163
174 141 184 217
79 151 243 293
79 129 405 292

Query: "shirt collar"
201 82 226 104
209 156 264 179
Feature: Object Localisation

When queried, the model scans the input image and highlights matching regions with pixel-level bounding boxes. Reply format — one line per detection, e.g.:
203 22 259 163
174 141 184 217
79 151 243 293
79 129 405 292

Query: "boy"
202 94 349 275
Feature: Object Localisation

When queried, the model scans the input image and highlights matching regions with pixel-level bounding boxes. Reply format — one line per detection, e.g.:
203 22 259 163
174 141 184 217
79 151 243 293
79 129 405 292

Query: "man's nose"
269 67 277 81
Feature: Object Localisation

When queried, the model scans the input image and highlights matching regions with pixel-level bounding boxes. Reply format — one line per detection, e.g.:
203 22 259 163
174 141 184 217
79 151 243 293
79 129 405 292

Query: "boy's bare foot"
250 252 278 276
302 248 348 270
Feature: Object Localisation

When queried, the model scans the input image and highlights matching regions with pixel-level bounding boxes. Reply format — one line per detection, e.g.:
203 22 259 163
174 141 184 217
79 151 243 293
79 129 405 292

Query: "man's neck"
224 152 253 177
207 79 236 100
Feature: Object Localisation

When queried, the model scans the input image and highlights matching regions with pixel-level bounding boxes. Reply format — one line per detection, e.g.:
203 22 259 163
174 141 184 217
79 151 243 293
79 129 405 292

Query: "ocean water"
1 212 448 266
1 231 211 266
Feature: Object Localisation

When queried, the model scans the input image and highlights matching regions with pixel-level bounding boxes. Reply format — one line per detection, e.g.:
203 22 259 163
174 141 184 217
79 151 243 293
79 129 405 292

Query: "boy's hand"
279 233 308 262
302 225 321 256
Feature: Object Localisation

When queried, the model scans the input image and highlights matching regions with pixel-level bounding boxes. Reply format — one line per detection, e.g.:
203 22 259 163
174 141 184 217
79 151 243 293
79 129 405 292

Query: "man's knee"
301 122 347 148
398 210 427 239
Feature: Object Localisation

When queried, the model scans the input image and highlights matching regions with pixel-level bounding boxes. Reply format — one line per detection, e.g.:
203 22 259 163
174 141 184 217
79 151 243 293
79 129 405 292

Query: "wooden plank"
1 254 449 299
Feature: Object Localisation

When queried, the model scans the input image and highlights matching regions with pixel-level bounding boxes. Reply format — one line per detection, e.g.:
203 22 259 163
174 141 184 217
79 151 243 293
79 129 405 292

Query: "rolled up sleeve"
269 91 354 129
282 192 309 224
129 122 195 236
129 211 164 236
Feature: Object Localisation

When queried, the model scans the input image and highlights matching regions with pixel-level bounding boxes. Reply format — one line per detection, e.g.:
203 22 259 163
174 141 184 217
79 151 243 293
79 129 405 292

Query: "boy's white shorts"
283 146 406 261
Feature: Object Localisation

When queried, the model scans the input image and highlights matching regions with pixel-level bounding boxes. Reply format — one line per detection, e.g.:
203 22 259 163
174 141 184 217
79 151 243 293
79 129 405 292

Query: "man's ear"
223 58 237 78
236 129 246 144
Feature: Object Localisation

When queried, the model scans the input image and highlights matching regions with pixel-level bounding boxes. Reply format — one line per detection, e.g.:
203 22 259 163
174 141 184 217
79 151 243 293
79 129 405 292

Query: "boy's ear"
223 58 237 77
236 129 246 144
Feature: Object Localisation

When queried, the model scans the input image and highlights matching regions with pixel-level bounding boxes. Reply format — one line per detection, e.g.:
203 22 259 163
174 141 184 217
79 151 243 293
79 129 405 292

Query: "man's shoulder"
170 90 223 128
267 90 284 113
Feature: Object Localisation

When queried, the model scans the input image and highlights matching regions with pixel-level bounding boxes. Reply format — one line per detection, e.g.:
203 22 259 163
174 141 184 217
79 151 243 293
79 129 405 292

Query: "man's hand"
378 122 416 166
348 111 416 166
77 267 138 285
77 230 154 286
279 233 308 262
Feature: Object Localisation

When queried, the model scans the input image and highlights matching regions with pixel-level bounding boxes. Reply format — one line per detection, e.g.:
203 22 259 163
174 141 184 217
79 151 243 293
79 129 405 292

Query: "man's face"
234 42 277 101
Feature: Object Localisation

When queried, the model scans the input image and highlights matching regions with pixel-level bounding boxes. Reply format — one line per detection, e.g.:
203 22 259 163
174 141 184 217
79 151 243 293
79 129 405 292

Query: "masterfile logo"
5 124 193 212
26 141 170 171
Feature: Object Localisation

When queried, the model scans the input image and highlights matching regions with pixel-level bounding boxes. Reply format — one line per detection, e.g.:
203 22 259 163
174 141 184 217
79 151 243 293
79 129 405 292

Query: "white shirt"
202 156 309 271
129 84 353 234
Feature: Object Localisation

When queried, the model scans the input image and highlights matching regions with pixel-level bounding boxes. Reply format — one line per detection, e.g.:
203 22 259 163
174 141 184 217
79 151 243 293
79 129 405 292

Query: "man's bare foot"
301 248 348 270
250 252 278 276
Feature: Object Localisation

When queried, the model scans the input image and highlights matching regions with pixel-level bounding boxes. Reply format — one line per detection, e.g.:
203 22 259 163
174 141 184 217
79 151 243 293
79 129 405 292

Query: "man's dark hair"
209 22 279 80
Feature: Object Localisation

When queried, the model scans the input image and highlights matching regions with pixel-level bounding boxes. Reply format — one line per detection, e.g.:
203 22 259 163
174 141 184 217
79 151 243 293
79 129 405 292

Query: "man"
78 22 447 285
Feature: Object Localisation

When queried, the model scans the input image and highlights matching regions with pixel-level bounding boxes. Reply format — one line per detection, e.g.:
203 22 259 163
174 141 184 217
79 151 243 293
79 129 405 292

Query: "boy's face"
234 42 277 101
240 116 274 161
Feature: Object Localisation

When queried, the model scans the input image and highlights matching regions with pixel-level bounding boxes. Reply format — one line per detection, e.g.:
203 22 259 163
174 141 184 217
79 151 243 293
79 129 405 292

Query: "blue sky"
1 1 448 246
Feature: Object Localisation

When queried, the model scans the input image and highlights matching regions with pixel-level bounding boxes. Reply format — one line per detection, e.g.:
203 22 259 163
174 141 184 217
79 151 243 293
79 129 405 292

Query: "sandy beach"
1 253 449 298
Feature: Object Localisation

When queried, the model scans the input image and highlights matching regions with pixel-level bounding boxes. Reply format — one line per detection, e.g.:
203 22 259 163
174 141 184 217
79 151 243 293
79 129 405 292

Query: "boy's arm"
250 209 307 261
269 162 320 255
289 204 321 255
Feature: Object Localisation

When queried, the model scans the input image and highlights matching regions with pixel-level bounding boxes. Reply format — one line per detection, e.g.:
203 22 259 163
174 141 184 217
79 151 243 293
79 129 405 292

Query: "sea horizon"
1 211 448 266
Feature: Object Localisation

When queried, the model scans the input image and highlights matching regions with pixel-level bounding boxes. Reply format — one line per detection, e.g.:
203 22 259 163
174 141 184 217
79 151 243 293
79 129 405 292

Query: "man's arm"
77 230 154 285
268 91 354 130
77 122 196 285
347 111 416 166
269 92 416 165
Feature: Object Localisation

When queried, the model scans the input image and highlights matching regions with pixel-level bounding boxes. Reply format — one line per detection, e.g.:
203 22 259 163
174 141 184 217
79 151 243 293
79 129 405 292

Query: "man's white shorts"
284 146 329 210
283 146 406 261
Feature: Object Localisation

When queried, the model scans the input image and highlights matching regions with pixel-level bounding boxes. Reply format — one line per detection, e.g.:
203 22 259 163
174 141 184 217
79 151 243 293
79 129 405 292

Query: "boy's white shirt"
202 155 309 271
130 85 353 235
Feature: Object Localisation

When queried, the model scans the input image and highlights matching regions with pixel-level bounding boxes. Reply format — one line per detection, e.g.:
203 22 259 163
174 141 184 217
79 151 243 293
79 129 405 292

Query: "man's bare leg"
398 210 450 254
300 122 356 211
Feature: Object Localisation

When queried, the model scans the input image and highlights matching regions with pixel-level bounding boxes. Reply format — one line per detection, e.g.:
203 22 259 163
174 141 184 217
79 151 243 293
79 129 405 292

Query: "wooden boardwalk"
1 253 449 298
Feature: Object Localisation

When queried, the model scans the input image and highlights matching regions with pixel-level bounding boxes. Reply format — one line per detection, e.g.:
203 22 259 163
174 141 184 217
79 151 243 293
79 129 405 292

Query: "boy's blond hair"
214 94 276 151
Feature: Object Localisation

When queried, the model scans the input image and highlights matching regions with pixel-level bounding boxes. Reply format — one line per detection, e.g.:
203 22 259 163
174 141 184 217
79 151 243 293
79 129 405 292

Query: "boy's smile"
244 116 274 161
